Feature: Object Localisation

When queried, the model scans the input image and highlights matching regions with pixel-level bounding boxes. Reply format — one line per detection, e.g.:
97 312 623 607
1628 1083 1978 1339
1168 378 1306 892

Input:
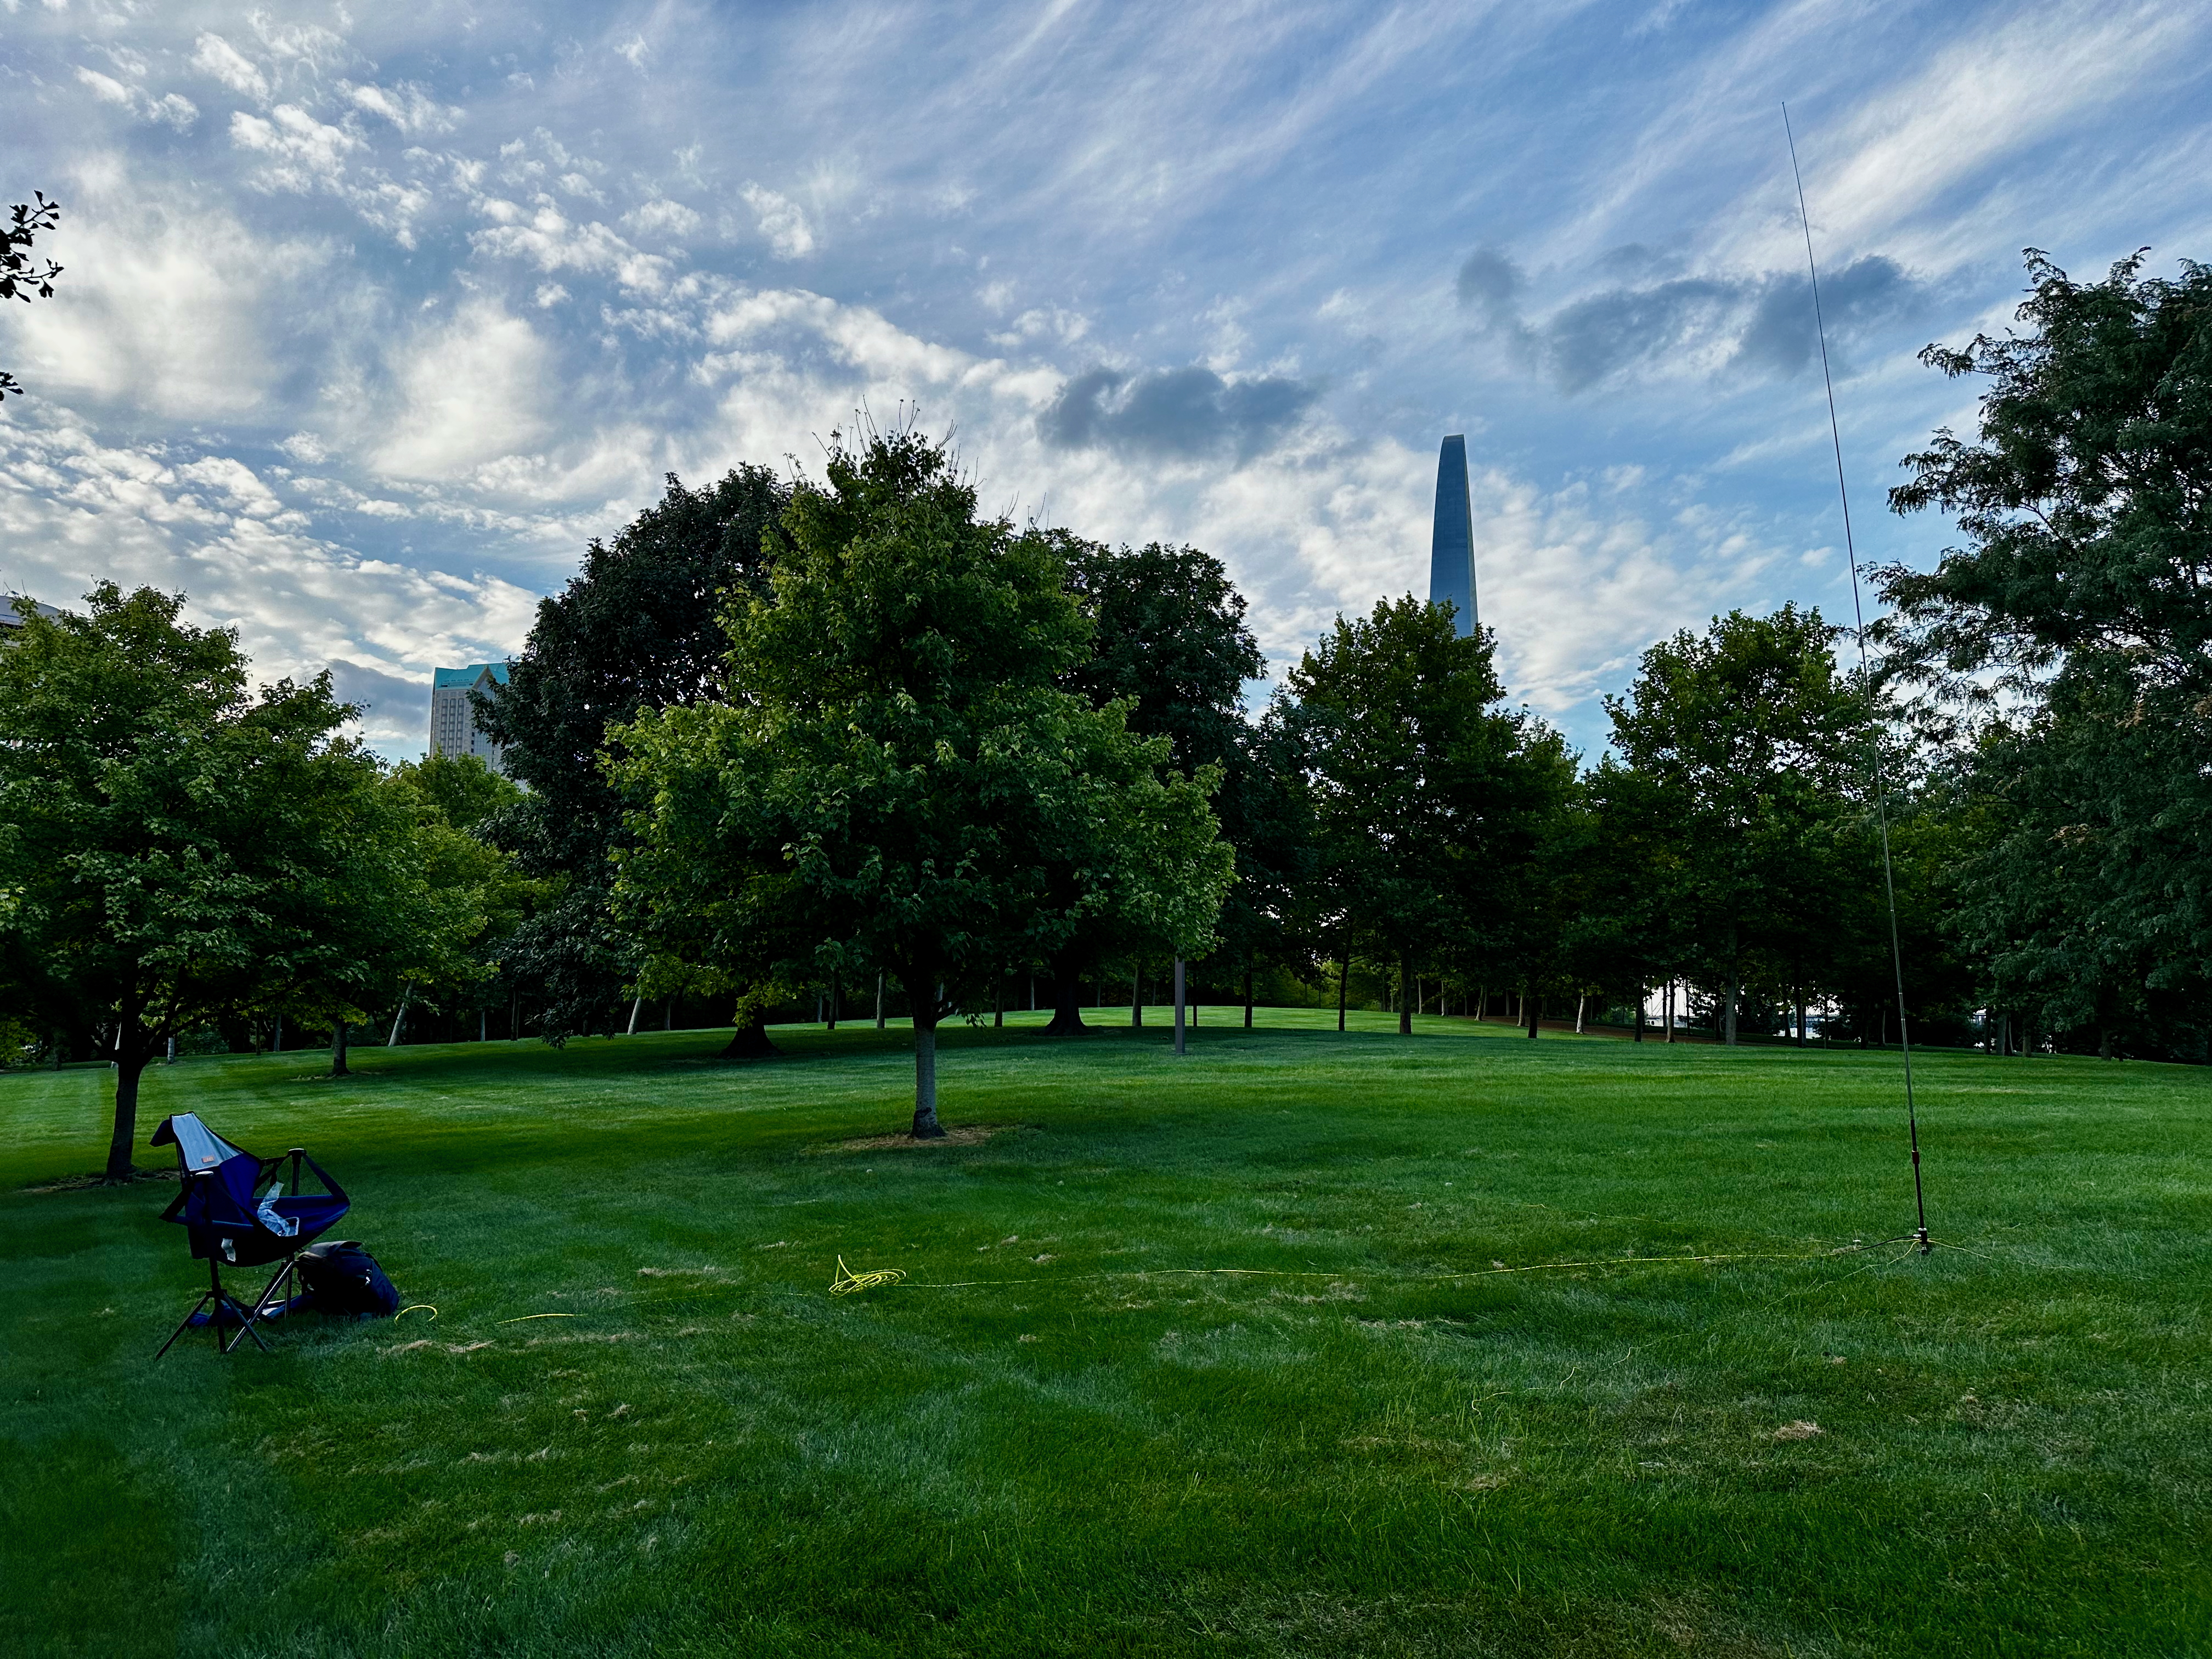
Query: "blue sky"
3 0 2207 759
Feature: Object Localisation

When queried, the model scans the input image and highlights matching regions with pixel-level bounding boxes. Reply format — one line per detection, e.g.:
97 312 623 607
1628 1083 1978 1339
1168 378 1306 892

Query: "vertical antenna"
1782 103 1930 1255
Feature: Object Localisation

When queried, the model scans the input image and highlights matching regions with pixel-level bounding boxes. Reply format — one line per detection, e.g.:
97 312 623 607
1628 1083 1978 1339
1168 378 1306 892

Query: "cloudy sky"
3 0 2207 759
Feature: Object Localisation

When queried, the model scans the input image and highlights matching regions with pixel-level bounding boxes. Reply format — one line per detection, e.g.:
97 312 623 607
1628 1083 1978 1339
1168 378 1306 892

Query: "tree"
393 751 522 834
383 755 535 1046
1283 596 1567 1036
1604 606 1872 1044
1559 757 1686 1036
612 427 1231 1136
0 588 469 1179
476 466 789 1041
1881 249 2212 1054
1 193 62 402
1043 537 1290 1030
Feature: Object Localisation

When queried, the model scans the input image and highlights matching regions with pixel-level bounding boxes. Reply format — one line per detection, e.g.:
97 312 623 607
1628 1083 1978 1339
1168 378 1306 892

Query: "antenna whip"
1782 103 1930 1255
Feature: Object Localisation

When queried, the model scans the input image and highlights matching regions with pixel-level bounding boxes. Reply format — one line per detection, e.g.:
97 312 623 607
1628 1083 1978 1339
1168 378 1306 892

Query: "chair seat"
272 1195 350 1234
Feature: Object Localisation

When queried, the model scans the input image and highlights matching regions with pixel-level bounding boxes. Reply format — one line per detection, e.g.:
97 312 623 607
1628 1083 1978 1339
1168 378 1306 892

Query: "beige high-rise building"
428 663 510 772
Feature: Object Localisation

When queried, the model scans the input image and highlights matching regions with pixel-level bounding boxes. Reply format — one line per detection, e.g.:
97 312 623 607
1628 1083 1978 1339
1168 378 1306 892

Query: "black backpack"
295 1240 400 1317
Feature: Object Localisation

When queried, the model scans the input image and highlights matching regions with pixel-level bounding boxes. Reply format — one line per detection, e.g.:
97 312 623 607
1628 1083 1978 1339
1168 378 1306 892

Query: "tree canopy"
1285 595 1569 1034
0 587 482 1177
613 427 1231 1135
478 466 789 1040
1883 249 2212 1057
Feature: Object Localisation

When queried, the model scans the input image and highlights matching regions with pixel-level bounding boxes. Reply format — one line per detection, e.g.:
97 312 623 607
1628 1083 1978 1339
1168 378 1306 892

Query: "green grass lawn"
3 1011 2206 1658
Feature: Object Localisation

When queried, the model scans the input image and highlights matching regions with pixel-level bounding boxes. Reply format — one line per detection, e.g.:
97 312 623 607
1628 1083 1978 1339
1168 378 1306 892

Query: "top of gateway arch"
1427 434 1478 638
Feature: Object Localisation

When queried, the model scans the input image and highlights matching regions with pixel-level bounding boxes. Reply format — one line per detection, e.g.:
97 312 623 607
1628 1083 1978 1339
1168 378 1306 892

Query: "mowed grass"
2 1011 2207 1658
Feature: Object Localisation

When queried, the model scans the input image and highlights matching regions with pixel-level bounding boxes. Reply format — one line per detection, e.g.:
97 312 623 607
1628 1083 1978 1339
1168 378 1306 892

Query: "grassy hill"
3 1012 2205 1657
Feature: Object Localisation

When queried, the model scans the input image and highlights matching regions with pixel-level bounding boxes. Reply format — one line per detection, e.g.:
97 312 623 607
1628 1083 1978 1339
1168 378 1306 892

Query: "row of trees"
3 250 2203 1169
0 587 526 1176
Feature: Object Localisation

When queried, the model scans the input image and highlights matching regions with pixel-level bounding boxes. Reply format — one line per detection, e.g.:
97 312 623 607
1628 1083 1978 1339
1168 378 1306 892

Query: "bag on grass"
293 1240 400 1318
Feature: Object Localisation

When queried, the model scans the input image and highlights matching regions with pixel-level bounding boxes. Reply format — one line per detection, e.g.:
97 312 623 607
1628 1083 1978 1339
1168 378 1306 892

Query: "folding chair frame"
153 1255 275 1359
150 1147 348 1362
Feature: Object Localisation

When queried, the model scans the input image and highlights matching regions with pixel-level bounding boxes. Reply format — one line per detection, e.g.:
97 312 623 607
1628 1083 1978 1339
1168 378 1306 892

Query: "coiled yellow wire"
830 1256 909 1296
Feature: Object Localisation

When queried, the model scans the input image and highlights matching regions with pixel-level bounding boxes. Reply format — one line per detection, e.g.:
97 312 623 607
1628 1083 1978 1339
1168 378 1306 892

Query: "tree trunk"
103 986 151 1182
1633 985 1645 1042
1244 958 1255 1029
1336 943 1349 1032
106 1051 149 1183
1723 944 1739 1047
2098 1025 2113 1060
1131 962 1143 1029
1664 980 1675 1044
388 983 413 1048
1526 989 1540 1040
1043 947 1090 1036
993 974 1003 1028
720 1009 780 1059
827 973 840 1032
1575 992 1585 1034
1399 958 1414 1036
876 970 887 1030
626 995 644 1036
1173 958 1187 1056
331 1020 349 1077
912 1011 945 1138
1476 984 1486 1023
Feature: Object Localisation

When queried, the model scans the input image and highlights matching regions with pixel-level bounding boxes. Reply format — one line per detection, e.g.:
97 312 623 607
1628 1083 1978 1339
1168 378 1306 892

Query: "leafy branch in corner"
1 193 64 402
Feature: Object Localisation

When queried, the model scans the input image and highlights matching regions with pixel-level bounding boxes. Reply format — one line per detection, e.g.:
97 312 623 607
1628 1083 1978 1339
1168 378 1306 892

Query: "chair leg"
156 1259 278 1359
221 1295 273 1355
153 1289 218 1361
246 1256 297 1321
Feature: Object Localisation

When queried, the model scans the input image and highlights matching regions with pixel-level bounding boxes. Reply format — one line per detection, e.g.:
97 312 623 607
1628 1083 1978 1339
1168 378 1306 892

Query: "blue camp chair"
150 1113 350 1358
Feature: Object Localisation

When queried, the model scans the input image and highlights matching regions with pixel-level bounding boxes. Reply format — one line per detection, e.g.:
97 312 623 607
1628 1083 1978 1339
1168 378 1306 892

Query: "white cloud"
347 81 461 137
740 183 815 259
0 413 539 751
370 300 557 482
471 198 673 292
1804 2 2196 259
190 33 269 101
625 198 703 240
75 67 198 131
0 160 327 421
230 105 364 193
988 306 1090 349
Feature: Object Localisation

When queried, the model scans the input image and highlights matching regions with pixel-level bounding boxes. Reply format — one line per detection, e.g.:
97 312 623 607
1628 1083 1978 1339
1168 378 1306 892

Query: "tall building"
0 593 65 633
428 662 510 773
1427 435 1479 637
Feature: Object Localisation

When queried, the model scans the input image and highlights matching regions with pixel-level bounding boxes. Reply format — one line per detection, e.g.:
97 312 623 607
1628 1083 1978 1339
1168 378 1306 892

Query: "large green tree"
1604 606 1872 1044
1284 595 1568 1035
477 466 789 1040
612 429 1230 1136
1043 536 1294 1030
1882 249 2212 1056
0 587 467 1178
